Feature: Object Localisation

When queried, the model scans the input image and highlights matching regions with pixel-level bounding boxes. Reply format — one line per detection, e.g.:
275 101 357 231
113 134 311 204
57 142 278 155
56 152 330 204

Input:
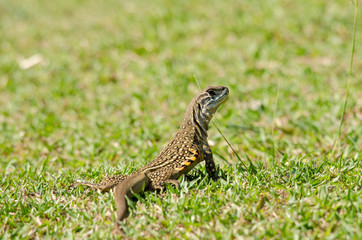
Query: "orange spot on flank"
183 161 191 166
175 167 184 171
190 148 198 155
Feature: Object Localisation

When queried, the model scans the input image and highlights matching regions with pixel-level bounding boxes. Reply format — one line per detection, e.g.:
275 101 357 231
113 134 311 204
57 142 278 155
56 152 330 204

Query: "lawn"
0 0 361 239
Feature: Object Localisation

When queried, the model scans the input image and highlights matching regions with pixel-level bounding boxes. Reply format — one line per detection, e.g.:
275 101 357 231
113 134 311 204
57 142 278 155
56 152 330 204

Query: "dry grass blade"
330 0 359 157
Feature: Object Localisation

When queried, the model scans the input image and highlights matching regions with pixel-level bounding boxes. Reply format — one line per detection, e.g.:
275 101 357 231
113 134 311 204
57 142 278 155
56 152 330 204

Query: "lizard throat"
193 107 209 139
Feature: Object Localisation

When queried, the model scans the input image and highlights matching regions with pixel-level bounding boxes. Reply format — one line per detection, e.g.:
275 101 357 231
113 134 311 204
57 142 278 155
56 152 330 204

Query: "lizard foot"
151 179 180 192
165 179 180 190
113 222 126 236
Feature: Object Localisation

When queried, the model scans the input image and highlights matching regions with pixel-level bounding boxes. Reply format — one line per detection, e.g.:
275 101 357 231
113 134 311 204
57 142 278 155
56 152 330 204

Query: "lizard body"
72 86 229 233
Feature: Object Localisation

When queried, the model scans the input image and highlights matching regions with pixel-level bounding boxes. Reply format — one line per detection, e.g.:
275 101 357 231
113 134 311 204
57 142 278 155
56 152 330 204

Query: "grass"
331 0 359 157
0 0 361 239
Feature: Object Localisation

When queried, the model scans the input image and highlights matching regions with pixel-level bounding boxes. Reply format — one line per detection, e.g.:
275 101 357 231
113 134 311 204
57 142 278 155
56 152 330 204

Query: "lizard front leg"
148 169 180 191
151 179 180 191
203 143 219 180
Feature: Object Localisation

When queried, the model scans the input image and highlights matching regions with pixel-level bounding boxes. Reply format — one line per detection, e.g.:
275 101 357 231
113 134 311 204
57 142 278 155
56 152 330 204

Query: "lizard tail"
114 187 129 234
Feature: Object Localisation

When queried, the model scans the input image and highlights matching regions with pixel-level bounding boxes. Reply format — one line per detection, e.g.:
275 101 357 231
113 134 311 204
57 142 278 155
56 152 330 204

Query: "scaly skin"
71 86 229 234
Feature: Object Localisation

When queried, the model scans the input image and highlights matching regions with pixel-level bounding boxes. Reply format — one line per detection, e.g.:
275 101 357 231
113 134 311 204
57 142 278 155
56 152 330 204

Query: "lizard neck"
180 99 209 141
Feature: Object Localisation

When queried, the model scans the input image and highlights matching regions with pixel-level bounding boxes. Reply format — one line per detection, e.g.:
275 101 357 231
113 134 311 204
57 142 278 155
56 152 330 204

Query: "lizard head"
184 86 229 137
196 86 229 122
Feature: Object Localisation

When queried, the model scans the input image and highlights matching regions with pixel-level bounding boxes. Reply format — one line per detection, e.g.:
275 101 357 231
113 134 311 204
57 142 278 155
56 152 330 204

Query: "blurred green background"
1 0 361 239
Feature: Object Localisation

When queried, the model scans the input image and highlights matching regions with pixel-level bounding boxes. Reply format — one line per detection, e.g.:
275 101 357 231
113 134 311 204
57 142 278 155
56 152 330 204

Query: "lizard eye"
208 90 216 96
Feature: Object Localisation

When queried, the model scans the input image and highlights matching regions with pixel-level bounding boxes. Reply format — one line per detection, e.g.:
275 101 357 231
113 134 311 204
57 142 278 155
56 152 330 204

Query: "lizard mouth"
212 86 229 107
220 87 229 101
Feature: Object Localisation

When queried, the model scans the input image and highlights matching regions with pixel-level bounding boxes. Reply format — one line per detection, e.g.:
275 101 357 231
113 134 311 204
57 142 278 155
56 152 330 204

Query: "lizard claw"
151 179 180 191
113 222 126 236
210 175 226 182
165 179 180 190
211 176 220 182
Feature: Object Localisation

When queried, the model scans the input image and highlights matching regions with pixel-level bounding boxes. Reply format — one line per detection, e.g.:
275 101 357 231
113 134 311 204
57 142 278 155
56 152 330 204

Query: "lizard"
71 85 229 233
